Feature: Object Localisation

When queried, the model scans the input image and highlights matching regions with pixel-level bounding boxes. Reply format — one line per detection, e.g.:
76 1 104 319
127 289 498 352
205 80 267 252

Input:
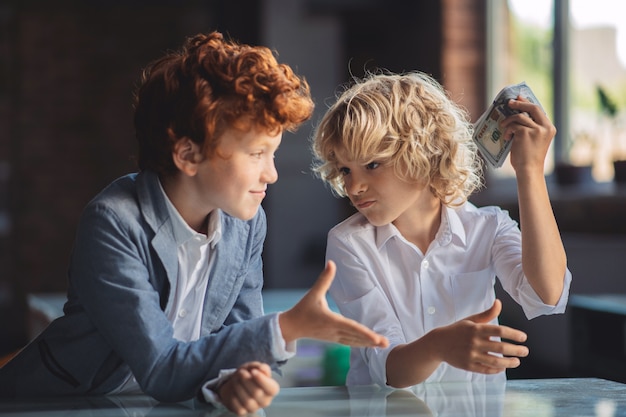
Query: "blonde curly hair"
311 71 483 206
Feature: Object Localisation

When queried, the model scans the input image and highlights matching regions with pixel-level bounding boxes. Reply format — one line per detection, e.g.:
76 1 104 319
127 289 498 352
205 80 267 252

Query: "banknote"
473 81 543 168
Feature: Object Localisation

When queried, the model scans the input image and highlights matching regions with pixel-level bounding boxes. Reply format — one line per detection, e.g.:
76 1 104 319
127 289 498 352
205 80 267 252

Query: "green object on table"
321 344 351 386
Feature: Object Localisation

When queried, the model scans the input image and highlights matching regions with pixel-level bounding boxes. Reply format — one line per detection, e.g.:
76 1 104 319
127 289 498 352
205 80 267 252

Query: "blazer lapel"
201 213 248 332
136 171 179 309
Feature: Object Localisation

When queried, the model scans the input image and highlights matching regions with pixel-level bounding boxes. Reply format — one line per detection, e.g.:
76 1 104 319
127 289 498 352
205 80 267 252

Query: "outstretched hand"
279 260 389 348
218 362 279 416
435 299 529 375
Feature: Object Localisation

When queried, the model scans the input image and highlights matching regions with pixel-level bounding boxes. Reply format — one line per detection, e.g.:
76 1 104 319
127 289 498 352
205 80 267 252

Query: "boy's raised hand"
279 260 389 348
218 361 279 415
435 299 529 375
501 96 557 174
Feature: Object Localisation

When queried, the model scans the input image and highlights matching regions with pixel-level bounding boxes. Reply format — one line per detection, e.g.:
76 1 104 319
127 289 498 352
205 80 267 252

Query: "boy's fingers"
250 368 280 395
509 96 547 123
335 318 389 347
253 362 273 377
479 353 521 370
228 375 272 415
497 326 528 343
466 299 501 324
310 260 336 295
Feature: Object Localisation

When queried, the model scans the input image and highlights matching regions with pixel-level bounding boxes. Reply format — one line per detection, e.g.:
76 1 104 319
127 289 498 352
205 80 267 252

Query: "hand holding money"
473 82 544 168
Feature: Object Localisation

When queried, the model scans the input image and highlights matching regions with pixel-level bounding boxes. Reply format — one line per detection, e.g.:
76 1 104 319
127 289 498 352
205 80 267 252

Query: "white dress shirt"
326 202 571 387
162 195 220 343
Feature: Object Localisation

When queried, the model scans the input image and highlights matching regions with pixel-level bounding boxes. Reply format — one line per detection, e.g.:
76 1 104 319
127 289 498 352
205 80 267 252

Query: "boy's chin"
362 215 390 227
225 206 260 221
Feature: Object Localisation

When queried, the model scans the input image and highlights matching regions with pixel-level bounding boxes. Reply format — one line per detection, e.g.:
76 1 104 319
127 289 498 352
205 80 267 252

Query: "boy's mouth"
355 200 374 209
250 189 267 199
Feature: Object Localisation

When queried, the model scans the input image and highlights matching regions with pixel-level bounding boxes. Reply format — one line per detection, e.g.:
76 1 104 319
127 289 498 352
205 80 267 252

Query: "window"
487 0 626 183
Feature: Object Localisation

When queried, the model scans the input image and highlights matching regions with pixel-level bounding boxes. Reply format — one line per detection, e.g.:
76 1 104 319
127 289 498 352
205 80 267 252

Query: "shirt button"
422 260 429 269
178 309 187 318
427 306 436 315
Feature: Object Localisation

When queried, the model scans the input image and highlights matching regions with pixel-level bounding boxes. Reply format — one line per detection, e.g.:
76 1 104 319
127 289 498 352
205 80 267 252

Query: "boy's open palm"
279 261 389 348
218 362 279 415
438 299 529 374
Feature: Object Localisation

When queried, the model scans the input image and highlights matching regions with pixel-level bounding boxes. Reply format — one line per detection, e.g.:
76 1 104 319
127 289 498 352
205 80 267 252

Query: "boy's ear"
172 137 203 176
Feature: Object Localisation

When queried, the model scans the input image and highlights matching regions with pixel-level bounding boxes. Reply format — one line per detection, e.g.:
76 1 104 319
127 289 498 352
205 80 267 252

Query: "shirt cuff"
200 368 236 407
272 312 297 360
520 268 572 319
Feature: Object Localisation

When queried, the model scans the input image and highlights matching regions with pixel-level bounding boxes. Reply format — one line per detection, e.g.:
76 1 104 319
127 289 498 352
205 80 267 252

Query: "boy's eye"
252 152 263 159
339 167 350 176
365 161 380 170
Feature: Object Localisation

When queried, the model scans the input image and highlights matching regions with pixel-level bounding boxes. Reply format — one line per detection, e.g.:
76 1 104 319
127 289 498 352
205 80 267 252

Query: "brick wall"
441 0 487 122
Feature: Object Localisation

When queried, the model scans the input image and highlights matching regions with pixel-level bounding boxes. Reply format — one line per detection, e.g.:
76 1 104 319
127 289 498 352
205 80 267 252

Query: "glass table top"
1 377 625 417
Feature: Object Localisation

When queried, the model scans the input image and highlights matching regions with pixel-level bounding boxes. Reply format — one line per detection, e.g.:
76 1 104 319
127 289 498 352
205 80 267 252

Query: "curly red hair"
134 31 314 175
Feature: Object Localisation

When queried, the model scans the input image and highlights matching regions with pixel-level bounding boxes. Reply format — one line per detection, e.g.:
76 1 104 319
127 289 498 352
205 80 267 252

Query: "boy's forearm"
516 171 567 305
385 335 440 388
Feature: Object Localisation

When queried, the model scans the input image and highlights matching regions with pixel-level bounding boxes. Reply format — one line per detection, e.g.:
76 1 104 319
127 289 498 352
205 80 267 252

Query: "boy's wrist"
200 369 236 407
271 313 297 359
422 327 445 363
278 310 298 344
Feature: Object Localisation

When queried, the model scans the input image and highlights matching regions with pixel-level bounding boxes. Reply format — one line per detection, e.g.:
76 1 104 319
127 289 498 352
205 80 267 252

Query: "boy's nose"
346 177 366 196
263 161 278 184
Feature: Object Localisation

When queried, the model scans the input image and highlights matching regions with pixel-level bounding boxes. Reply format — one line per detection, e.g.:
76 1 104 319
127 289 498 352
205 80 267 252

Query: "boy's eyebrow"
247 138 280 150
335 154 380 165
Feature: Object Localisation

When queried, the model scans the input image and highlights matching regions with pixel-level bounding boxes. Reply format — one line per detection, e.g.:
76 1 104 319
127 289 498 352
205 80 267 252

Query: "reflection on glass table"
1 378 625 417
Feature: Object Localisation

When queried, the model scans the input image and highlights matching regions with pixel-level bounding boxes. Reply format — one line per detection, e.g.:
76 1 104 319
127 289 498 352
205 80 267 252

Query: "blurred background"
1 0 626 385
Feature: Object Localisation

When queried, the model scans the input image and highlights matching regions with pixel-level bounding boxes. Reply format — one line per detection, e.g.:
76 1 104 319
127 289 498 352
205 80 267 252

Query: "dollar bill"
473 81 543 168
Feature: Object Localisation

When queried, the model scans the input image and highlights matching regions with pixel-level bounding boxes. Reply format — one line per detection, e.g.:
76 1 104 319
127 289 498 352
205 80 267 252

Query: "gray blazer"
0 171 280 401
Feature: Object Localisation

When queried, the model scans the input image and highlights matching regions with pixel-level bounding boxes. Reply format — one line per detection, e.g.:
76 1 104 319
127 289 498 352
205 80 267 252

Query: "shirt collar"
375 222 398 249
374 204 467 249
438 205 467 247
157 179 222 248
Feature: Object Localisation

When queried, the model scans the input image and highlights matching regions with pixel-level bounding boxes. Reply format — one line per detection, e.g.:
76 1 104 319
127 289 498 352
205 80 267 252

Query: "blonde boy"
312 71 571 388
